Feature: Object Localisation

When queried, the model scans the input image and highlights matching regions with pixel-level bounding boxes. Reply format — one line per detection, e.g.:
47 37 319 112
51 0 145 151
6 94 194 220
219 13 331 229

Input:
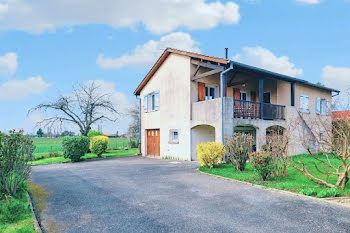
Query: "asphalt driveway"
31 156 350 233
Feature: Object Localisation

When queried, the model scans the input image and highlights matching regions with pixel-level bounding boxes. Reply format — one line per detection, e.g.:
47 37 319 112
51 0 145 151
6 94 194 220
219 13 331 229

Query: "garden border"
197 169 350 209
26 192 43 233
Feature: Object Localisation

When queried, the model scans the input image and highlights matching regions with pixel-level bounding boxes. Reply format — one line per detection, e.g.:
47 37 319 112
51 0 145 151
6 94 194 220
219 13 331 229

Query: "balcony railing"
233 99 285 120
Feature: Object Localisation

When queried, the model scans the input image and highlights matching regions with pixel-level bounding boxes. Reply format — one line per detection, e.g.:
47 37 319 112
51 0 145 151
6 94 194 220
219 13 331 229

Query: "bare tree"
290 113 350 189
127 101 140 142
30 82 119 136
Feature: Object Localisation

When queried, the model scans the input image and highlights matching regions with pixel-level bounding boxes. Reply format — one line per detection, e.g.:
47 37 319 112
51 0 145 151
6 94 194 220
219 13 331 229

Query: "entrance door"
146 129 160 156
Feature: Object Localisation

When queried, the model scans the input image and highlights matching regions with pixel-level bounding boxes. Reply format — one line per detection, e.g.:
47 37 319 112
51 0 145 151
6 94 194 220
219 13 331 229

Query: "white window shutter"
144 95 148 113
316 97 321 114
326 100 330 115
154 91 160 110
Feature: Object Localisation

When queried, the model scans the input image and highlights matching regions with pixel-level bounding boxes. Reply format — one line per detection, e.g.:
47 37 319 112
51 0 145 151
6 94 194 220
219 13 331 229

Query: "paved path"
31 156 350 233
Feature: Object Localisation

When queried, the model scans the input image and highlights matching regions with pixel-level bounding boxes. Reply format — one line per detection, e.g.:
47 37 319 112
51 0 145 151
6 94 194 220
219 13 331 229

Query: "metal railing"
233 99 285 120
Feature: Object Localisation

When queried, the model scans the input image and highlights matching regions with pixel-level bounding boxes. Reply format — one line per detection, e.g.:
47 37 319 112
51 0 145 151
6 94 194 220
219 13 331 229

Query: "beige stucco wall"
140 53 192 160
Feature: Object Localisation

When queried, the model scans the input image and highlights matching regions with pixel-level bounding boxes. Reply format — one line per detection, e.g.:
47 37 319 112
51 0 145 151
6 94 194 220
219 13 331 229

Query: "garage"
146 129 160 156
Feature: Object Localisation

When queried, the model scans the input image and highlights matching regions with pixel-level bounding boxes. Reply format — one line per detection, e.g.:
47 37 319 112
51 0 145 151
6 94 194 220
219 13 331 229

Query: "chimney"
225 48 228 59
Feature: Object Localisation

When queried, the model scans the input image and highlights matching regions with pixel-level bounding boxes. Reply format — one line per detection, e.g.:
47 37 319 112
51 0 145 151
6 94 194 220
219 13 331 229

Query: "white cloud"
97 32 201 69
294 0 320 4
233 46 303 77
322 66 350 109
0 0 240 34
0 3 8 17
0 76 51 101
0 52 18 75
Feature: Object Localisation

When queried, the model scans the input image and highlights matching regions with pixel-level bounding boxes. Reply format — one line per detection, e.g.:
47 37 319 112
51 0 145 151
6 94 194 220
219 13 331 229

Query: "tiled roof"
332 111 350 120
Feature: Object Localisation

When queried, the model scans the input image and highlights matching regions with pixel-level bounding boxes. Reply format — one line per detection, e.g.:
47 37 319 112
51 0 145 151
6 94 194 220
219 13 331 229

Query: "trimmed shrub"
62 136 89 162
250 152 275 181
0 130 35 198
87 130 103 139
197 142 226 168
91 136 109 157
226 133 253 171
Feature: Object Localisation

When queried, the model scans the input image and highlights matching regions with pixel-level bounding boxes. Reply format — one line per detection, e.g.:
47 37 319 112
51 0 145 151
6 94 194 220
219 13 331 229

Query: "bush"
225 133 253 171
48 151 61 158
129 139 138 148
91 136 109 157
0 130 35 198
0 198 31 224
317 188 339 198
250 152 275 181
87 130 103 139
299 188 318 196
197 142 226 168
62 136 89 162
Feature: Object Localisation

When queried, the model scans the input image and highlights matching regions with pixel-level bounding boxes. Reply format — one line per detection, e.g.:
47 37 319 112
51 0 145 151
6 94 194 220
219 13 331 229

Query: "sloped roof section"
134 48 339 95
133 48 228 95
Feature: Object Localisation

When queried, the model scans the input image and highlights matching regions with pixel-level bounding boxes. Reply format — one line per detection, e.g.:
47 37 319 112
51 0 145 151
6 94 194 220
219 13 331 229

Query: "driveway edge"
26 192 43 233
197 169 350 209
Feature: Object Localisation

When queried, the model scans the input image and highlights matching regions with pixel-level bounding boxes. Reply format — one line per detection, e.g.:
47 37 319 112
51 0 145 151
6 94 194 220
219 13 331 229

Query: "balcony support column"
259 76 264 119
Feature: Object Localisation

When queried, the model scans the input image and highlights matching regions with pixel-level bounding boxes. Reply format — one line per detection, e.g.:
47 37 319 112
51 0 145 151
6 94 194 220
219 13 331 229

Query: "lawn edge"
197 169 350 209
26 192 43 233
30 153 140 166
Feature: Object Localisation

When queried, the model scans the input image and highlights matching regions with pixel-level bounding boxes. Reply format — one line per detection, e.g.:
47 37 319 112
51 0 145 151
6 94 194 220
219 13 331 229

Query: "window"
144 91 160 113
169 129 179 144
240 91 247 101
205 85 216 100
300 94 309 113
316 97 330 115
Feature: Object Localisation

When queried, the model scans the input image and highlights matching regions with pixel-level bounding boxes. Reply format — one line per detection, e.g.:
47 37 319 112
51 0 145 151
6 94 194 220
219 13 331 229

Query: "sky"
0 0 349 135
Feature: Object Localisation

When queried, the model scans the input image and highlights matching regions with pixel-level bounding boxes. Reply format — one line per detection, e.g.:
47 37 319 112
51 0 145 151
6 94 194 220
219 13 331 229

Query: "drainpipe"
220 61 234 145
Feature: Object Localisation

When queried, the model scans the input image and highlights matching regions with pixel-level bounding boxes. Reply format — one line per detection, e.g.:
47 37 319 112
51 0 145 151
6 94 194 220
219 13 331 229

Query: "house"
134 48 339 160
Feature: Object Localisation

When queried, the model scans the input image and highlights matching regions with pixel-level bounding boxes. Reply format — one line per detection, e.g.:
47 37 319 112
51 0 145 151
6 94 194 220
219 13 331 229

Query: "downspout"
220 61 233 145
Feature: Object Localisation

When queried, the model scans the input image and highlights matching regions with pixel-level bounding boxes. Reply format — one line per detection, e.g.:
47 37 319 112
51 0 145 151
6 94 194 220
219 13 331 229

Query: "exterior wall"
140 53 192 160
191 125 215 161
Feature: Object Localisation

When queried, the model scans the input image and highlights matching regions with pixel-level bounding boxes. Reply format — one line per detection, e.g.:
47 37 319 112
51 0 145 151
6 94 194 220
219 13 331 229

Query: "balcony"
233 99 285 120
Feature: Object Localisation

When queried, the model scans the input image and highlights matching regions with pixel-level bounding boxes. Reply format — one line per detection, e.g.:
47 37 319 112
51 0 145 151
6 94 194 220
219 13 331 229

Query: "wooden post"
259 77 264 119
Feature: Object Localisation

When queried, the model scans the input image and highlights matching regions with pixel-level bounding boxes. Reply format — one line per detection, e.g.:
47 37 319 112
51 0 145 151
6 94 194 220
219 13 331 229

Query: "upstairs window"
316 98 330 115
300 94 309 113
205 85 216 100
144 91 160 113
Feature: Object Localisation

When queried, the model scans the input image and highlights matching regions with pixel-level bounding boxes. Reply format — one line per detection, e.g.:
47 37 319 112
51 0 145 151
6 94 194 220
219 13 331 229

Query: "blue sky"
0 0 349 134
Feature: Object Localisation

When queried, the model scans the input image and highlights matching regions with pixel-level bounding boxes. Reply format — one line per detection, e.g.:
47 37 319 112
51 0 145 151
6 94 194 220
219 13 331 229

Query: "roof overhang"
133 48 228 95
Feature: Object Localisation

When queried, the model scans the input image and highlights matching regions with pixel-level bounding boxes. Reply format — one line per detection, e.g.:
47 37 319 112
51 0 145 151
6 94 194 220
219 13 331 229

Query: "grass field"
199 154 350 198
32 137 132 153
30 148 139 166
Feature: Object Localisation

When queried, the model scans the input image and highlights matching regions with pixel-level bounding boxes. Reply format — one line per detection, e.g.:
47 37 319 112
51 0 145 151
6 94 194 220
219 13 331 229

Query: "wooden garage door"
147 129 160 156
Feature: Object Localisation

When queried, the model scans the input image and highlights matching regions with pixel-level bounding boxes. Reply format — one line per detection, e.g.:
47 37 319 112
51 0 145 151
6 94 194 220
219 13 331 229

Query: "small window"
205 86 216 100
144 91 160 112
316 97 330 115
169 129 179 144
300 94 309 113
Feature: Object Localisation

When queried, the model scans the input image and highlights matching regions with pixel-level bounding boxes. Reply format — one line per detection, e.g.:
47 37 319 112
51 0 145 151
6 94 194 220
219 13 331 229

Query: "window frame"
169 129 179 144
316 97 330 116
300 94 310 113
143 91 160 113
205 84 217 100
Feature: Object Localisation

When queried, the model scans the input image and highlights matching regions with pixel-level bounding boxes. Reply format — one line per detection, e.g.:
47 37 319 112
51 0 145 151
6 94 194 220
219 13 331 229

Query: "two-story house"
134 48 339 161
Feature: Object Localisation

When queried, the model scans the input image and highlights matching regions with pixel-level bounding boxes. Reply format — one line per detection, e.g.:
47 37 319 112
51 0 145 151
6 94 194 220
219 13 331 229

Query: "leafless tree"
30 82 119 136
127 101 140 142
290 112 350 189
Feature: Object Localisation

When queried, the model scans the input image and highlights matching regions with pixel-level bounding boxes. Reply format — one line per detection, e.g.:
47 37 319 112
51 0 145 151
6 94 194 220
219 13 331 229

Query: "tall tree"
36 128 44 137
30 82 119 136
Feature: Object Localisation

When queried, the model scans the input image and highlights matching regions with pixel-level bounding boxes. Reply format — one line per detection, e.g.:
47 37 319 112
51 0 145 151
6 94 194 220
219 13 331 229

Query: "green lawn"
32 137 133 154
0 194 37 233
199 154 350 198
31 148 139 165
